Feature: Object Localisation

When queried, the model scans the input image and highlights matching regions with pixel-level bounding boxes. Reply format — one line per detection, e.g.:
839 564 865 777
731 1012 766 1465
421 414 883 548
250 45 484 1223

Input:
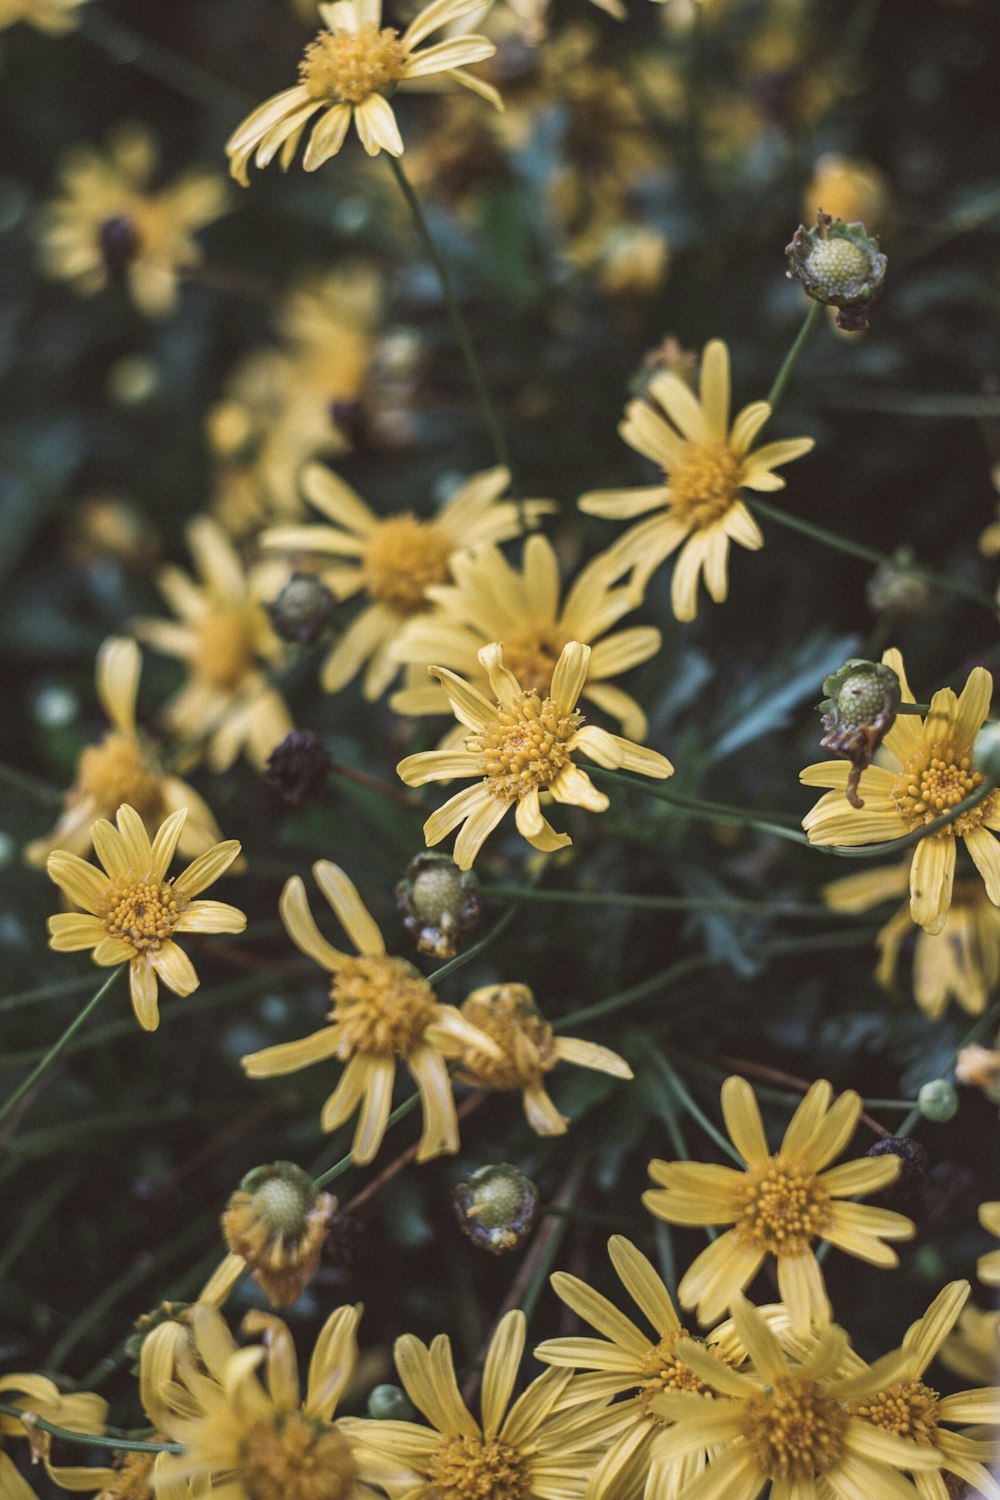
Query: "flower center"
426 1435 529 1500
739 1375 848 1481
500 628 566 696
636 1334 717 1425
466 692 582 802
238 1412 356 1500
734 1158 832 1256
195 606 258 690
892 743 991 838
458 987 557 1090
101 1448 156 1500
330 954 438 1055
363 514 452 616
848 1379 941 1446
805 238 870 294
77 733 164 817
667 442 742 528
299 24 409 106
101 877 184 953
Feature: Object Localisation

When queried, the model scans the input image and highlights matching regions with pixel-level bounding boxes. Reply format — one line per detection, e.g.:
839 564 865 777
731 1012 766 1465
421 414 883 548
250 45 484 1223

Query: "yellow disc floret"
467 692 582 802
299 24 408 104
363 515 452 615
102 878 184 954
739 1376 848 1481
77 733 163 816
330 954 438 1055
458 986 558 1089
734 1158 832 1256
849 1379 941 1446
637 1334 717 1424
667 443 743 528
892 743 991 838
195 606 258 690
501 628 566 696
426 1435 530 1500
238 1412 356 1500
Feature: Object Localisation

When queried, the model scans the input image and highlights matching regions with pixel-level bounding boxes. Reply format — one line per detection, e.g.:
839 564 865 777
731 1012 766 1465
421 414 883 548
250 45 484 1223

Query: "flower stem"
766 301 824 409
0 1403 182 1455
0 967 123 1134
79 7 251 119
313 1092 421 1189
484 885 851 920
0 760 63 806
650 1053 744 1165
895 997 1000 1141
387 155 512 477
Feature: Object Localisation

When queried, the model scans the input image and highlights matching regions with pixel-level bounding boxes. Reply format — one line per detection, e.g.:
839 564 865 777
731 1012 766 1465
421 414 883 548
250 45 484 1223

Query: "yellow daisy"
643 1075 915 1334
226 0 501 184
25 637 227 871
645 1295 940 1500
0 0 83 33
0 1375 107 1499
979 1202 1000 1287
46 803 245 1031
389 534 662 741
534 1235 733 1500
40 125 229 319
445 981 633 1135
802 649 1000 935
262 462 553 699
823 863 1000 1019
132 515 293 772
578 339 814 622
397 641 673 869
940 1304 1000 1386
241 862 499 1164
357 1308 606 1498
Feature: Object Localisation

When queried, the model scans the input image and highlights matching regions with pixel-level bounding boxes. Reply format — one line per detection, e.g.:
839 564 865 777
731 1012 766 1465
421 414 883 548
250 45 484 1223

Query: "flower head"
46 803 245 1031
802 648 1000 934
0 0 84 34
226 0 501 183
940 1303 1000 1386
397 641 673 869
241 862 499 1164
578 339 814 621
643 1075 915 1333
221 1161 337 1308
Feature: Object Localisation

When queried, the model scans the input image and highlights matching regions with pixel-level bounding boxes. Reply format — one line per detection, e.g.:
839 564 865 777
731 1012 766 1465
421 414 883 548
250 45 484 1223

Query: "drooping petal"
313 861 385 956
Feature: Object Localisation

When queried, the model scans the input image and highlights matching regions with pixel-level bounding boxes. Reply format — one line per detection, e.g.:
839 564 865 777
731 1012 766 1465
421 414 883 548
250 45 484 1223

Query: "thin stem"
767 301 824 410
652 1054 744 1165
0 1404 181 1455
896 999 1000 1140
0 974 97 1014
556 954 714 1032
387 155 511 476
0 967 123 1134
79 7 251 119
313 1093 421 1189
0 761 63 806
483 886 846 920
426 893 528 985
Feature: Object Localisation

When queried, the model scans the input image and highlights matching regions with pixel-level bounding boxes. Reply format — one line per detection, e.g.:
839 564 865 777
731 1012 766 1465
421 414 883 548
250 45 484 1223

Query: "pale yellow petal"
312 861 385 956
279 875 350 971
152 941 200 997
909 832 956 934
130 960 160 1031
720 1076 769 1166
96 637 140 735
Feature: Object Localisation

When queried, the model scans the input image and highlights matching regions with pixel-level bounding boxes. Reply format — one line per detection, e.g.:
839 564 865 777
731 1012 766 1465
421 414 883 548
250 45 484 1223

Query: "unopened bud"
267 572 336 646
123 1301 191 1367
453 1163 539 1255
265 729 332 808
367 1384 415 1421
866 549 933 621
818 659 901 808
396 852 481 960
786 213 887 331
99 214 141 275
222 1161 336 1307
973 723 1000 783
917 1079 959 1123
865 1137 928 1205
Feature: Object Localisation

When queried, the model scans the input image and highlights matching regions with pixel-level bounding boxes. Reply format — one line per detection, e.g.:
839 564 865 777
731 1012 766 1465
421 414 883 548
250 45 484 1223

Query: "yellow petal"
480 1311 525 1440
550 641 591 713
312 861 385 956
129 960 160 1031
96 637 140 735
151 941 199 997
279 876 349 971
699 339 731 440
46 852 110 914
909 832 956 934
47 913 105 951
720 1076 769 1166
174 839 241 897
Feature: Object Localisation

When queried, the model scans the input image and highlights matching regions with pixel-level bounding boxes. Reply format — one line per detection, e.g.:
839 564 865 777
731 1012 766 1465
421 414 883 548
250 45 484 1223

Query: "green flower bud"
786 213 887 330
818 659 901 808
973 722 1000 783
866 549 933 621
453 1163 539 1255
396 852 481 960
917 1079 959 1123
267 571 336 645
367 1384 416 1421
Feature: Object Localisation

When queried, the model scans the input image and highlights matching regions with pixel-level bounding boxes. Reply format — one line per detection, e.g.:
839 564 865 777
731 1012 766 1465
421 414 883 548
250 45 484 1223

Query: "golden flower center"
101 877 184 953
667 442 742 528
739 1375 848 1481
77 733 163 817
467 692 582 802
426 1435 529 1500
458 991 556 1090
734 1158 832 1256
238 1412 356 1500
101 1448 156 1500
300 24 409 105
892 743 991 838
363 515 452 616
195 606 258 690
636 1334 717 1425
330 954 438 1055
500 628 566 696
848 1379 941 1446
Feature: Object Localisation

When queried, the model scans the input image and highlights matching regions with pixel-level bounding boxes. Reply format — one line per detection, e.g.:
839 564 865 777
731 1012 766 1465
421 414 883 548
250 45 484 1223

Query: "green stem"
766 302 824 409
0 1166 83 1281
388 155 512 477
79 7 251 118
0 974 97 1014
0 1403 181 1455
0 967 122 1133
651 1054 744 1166
896 703 932 715
484 885 850 920
521 1154 590 1325
557 953 714 1031
313 1092 421 1189
896 999 1000 1140
0 761 63 806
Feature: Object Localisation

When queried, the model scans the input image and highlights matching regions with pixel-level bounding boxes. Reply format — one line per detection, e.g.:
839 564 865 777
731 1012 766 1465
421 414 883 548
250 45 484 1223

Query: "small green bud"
237 1161 317 1234
367 1384 416 1421
917 1079 959 1123
866 549 933 620
453 1163 539 1255
123 1301 191 1367
818 659 901 808
973 723 1000 783
267 571 336 645
396 852 481 960
786 212 887 330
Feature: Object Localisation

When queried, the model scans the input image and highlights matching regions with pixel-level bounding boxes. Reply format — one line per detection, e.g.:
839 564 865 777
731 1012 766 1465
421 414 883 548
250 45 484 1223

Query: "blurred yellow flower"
803 649 1000 935
46 803 245 1031
803 153 888 229
979 1201 1000 1286
226 0 501 183
40 124 229 318
397 641 673 869
579 339 814 621
0 1374 107 1498
940 1303 1000 1385
0 0 84 31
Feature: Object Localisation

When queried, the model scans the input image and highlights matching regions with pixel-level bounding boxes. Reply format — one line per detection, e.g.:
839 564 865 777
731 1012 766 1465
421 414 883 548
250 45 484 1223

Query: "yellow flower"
979 1201 1000 1287
241 862 498 1164
360 1309 606 1498
220 1161 337 1309
46 803 245 1031
446 981 632 1135
646 1296 940 1500
803 153 888 228
822 863 1000 1019
940 1303 1000 1386
846 1279 1000 1500
802 649 1000 935
262 463 553 699
397 641 673 869
643 1075 915 1334
534 1235 732 1500
25 637 227 871
226 0 501 184
40 124 229 318
0 0 83 32
132 515 293 772
389 534 662 741
578 339 814 621
0 1373 107 1498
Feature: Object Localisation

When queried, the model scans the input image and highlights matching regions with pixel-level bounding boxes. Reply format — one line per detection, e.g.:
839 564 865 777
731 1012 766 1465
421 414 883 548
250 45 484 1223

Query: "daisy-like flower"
643 1075 915 1334
578 339 814 622
0 1375 107 1499
979 1202 1000 1286
133 516 293 772
846 1278 1000 1500
25 637 227 870
802 649 1000 935
359 1309 606 1499
220 1161 337 1309
534 1235 733 1500
40 124 229 319
262 463 553 699
444 981 632 1135
822 863 1000 1018
940 1304 1000 1386
226 0 501 183
46 803 245 1031
397 641 673 870
646 1295 940 1500
241 862 499 1164
0 0 83 33
390 534 662 742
